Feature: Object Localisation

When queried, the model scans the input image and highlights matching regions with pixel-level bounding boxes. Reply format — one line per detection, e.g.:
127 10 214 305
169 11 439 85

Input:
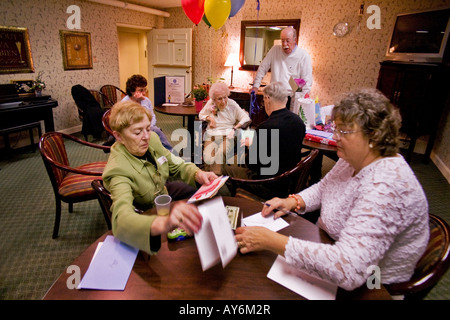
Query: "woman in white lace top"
235 89 429 291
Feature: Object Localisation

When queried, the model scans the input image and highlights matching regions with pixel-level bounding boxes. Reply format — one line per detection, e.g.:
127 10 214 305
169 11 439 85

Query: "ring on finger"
238 241 245 248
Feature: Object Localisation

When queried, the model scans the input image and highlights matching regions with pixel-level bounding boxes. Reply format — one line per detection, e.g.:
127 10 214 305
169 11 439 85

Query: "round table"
155 104 199 158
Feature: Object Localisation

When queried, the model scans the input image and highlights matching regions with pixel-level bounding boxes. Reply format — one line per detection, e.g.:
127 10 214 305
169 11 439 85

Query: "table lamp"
224 53 240 89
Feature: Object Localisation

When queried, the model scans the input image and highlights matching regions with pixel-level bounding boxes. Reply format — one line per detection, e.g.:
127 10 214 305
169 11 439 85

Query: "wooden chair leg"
52 200 62 239
69 203 73 213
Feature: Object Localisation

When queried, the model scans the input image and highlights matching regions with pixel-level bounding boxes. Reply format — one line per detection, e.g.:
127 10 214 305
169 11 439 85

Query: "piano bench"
0 122 42 153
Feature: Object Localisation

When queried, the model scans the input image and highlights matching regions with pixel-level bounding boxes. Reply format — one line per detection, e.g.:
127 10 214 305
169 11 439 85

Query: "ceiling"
126 0 182 10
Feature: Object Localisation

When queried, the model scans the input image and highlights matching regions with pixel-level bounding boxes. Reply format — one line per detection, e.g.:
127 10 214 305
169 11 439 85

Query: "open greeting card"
194 196 237 271
187 176 228 203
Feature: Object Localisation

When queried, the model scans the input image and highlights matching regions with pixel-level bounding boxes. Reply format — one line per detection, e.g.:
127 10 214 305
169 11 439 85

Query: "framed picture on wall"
0 26 35 74
59 30 93 70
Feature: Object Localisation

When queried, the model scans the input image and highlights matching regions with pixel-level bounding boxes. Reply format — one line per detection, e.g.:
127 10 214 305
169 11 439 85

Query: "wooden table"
43 196 391 301
155 103 200 157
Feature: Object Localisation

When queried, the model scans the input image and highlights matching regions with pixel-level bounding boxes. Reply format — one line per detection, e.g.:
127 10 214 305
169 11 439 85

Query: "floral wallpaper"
0 0 449 177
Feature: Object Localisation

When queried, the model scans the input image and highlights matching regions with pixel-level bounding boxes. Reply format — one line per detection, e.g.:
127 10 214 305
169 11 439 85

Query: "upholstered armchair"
100 85 126 108
39 132 110 238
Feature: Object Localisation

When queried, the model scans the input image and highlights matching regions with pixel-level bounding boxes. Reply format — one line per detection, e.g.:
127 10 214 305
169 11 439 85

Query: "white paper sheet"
267 255 337 300
78 235 139 291
194 197 237 271
242 212 289 232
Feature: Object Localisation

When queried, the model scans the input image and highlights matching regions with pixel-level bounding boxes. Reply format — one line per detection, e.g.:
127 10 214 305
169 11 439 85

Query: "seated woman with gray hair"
198 82 251 175
235 89 429 293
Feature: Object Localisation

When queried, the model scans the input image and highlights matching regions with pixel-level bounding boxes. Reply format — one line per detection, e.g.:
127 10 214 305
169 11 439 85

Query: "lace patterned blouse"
285 155 429 291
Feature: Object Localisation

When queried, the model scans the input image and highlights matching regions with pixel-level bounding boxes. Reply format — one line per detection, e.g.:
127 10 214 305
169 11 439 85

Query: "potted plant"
191 85 208 112
31 71 46 96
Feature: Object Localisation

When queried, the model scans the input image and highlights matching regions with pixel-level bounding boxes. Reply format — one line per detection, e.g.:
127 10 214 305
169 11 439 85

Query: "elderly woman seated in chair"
222 81 306 200
235 89 429 294
198 82 251 175
102 100 217 254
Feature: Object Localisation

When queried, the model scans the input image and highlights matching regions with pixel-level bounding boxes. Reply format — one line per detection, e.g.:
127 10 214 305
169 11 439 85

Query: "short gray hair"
263 81 289 103
282 26 297 42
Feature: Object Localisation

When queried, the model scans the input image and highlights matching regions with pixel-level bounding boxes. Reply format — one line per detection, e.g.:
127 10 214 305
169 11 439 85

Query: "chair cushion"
59 162 106 199
413 219 445 277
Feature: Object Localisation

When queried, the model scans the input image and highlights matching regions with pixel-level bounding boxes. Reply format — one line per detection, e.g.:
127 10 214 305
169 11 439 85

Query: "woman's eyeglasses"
331 123 359 139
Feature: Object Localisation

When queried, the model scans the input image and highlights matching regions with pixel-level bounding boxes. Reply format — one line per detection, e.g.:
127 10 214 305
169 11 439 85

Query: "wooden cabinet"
376 61 449 163
229 88 267 126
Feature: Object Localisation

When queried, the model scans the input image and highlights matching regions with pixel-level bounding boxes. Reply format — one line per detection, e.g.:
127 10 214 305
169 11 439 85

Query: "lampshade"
224 53 240 67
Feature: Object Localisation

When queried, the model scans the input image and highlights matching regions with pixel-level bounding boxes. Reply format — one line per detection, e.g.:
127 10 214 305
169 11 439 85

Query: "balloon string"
250 0 261 117
209 26 212 79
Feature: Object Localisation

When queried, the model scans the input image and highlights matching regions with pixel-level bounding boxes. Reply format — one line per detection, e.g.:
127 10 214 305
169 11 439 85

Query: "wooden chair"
102 108 114 136
385 213 450 300
71 85 105 141
39 132 110 238
91 179 112 230
228 149 319 202
91 179 144 231
100 84 126 108
89 89 112 109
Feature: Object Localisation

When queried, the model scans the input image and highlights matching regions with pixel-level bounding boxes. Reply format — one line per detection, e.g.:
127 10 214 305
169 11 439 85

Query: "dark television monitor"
384 7 450 63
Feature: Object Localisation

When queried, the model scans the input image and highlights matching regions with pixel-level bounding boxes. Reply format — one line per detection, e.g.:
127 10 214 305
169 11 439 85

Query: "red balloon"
182 0 205 25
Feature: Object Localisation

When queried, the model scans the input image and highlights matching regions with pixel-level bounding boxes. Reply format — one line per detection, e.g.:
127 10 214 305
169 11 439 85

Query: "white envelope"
194 197 237 271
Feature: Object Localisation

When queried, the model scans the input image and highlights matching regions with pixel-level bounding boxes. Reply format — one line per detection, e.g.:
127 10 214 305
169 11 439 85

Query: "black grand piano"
0 83 58 148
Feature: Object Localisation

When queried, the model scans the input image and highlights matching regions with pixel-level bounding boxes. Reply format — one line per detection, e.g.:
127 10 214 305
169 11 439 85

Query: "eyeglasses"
331 124 359 139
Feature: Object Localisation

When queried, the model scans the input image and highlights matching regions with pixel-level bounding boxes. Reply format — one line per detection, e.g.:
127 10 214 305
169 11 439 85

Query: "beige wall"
163 0 450 179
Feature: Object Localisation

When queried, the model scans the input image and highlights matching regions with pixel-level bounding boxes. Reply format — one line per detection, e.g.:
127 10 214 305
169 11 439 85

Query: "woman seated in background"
198 82 251 175
103 100 217 254
122 74 173 151
235 89 429 292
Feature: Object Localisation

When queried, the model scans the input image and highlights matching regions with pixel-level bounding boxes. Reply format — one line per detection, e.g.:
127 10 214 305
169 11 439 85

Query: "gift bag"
295 96 315 129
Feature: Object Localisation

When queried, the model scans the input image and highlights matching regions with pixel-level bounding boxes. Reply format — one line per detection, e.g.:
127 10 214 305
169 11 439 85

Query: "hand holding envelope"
194 197 237 271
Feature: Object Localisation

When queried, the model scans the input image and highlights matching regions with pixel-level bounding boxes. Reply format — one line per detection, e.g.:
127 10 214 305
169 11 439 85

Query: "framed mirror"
239 19 301 71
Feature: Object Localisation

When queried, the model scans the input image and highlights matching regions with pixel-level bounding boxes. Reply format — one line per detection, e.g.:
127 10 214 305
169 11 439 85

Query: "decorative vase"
35 88 42 97
195 99 204 112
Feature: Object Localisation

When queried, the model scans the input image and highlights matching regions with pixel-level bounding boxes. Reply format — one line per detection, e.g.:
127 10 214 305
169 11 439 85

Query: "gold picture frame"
60 30 93 70
0 26 35 74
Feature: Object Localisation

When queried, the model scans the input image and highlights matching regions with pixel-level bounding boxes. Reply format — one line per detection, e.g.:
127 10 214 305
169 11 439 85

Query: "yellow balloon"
204 0 231 30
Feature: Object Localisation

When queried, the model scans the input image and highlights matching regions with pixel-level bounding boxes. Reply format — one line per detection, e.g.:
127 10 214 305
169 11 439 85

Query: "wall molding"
431 151 450 184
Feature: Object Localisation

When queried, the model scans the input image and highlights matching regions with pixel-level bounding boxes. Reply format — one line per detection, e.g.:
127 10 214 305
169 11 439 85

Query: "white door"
152 28 192 67
150 28 192 102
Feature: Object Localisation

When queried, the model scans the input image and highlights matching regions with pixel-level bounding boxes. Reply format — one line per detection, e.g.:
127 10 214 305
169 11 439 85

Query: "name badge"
157 156 168 165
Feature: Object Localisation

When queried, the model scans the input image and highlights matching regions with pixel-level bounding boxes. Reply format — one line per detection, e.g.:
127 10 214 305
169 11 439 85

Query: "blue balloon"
229 0 245 18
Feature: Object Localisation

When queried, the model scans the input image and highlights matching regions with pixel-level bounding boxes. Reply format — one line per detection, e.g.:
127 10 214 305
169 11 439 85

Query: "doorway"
117 25 151 93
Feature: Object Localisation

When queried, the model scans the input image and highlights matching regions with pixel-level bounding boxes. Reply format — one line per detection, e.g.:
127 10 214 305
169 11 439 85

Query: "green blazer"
102 132 199 254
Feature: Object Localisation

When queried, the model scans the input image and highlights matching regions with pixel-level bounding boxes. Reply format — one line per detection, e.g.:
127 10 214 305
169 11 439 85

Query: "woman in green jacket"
103 100 217 254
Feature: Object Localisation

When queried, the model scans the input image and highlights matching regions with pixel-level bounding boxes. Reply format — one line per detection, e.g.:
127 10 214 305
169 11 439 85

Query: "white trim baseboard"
431 152 450 184
58 125 82 135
